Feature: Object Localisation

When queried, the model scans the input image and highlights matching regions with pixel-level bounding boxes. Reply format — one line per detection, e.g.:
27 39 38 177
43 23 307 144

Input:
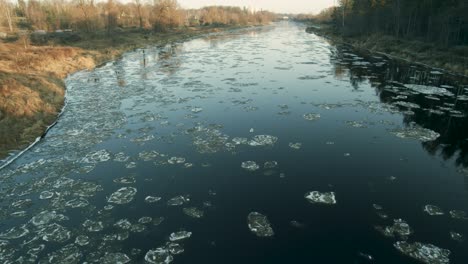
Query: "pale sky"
178 0 336 14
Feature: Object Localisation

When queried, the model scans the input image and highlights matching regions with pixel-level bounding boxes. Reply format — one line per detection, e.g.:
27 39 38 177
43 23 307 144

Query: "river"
0 22 467 264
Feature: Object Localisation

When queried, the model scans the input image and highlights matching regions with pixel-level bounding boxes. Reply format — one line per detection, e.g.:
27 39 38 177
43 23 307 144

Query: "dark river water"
1 22 468 264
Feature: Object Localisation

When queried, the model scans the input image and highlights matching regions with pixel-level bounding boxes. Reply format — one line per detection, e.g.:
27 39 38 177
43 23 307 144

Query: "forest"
315 0 468 47
0 0 274 34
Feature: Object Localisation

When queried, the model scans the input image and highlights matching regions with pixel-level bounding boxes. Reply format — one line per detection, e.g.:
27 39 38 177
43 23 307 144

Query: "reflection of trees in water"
330 45 468 168
153 43 184 76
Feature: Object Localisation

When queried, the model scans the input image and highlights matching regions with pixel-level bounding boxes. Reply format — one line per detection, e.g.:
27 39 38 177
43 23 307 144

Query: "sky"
177 0 336 14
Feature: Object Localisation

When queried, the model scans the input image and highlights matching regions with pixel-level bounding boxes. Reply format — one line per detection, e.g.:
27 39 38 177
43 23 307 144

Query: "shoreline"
305 25 468 77
0 25 260 167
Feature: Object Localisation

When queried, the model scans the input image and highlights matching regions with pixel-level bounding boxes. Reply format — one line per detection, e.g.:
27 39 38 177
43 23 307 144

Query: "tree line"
0 0 274 34
313 0 468 47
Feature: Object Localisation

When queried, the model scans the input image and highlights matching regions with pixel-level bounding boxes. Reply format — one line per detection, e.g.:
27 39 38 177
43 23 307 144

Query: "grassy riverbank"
0 25 248 160
306 25 468 76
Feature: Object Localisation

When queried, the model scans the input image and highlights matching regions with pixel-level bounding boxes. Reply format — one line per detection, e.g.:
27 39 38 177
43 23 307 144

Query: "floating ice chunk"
139 217 153 224
39 191 54 200
0 225 29 239
241 161 260 171
145 248 173 264
406 84 453 96
114 219 132 230
153 217 165 226
249 128 254 133
12 199 32 208
75 235 89 246
83 220 104 232
125 162 137 169
114 175 136 184
47 244 82 264
247 212 274 237
377 219 412 238
183 207 204 218
82 149 111 164
31 211 67 226
100 252 131 264
41 223 71 242
264 161 278 169
394 241 450 264
449 210 468 220
248 135 278 146
145 196 162 203
232 137 249 145
167 195 190 206
191 107 203 113
305 191 337 205
393 101 421 109
392 125 440 142
424 205 444 216
290 221 306 228
168 157 186 164
289 142 302 149
130 224 146 233
167 243 184 255
303 113 321 121
346 121 367 128
65 198 89 208
169 231 192 241
450 231 464 242
114 152 130 162
108 187 137 204
139 151 160 161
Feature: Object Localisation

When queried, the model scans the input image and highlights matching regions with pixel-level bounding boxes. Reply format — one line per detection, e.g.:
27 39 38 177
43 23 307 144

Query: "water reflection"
330 45 468 168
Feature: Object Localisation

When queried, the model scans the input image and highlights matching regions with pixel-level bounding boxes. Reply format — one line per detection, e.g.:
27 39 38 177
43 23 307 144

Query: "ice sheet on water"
100 252 131 264
241 161 260 171
167 195 190 206
108 187 137 204
248 135 278 147
303 113 321 121
232 137 249 145
139 217 153 224
247 212 274 237
145 248 173 264
394 241 450 264
183 207 204 218
391 124 440 142
424 205 444 216
169 231 192 241
305 191 336 205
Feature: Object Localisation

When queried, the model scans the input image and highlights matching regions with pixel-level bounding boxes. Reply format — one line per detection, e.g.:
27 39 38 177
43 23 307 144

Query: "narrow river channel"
1 21 468 264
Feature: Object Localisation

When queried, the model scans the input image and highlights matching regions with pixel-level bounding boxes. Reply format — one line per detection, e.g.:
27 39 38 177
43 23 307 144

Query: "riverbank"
0 25 251 161
305 25 468 77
